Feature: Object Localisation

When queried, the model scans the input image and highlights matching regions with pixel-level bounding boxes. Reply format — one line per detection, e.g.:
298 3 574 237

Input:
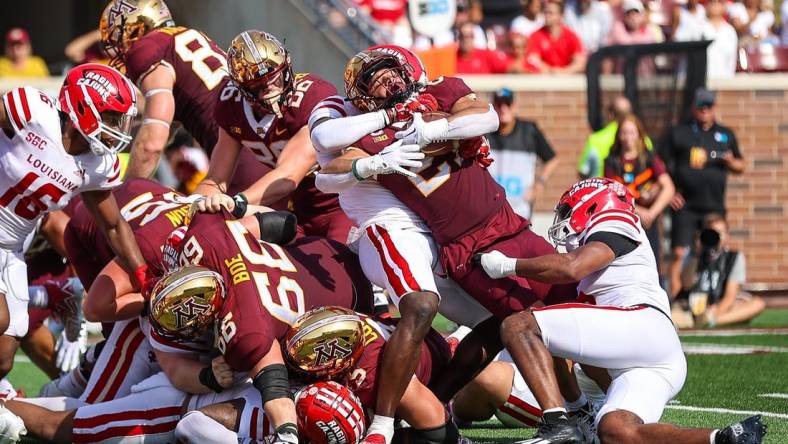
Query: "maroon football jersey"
345 315 449 409
352 77 507 245
179 212 372 372
63 178 189 288
214 74 345 226
125 27 227 151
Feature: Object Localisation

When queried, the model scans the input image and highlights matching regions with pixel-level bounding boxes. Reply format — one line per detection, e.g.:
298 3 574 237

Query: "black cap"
493 88 514 105
694 87 716 108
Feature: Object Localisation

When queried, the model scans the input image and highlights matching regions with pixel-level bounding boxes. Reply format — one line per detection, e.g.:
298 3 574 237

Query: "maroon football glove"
387 93 439 123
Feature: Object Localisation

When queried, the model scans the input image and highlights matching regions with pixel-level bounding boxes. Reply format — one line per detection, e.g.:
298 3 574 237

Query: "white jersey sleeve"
2 86 61 141
307 95 351 129
308 96 389 154
75 152 123 192
581 209 642 245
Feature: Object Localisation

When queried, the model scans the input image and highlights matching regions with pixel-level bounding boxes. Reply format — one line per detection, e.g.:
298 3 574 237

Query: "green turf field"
9 309 788 443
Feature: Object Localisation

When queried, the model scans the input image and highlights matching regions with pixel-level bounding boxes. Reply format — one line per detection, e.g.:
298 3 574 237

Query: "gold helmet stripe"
288 314 361 345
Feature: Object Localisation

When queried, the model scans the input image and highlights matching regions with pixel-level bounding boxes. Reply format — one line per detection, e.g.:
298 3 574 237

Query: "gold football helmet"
344 49 413 112
227 30 293 117
100 0 175 68
285 306 366 379
149 265 225 341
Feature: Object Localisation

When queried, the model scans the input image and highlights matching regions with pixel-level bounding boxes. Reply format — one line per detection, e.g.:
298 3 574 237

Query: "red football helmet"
548 178 636 246
367 44 428 84
295 381 366 444
59 63 138 155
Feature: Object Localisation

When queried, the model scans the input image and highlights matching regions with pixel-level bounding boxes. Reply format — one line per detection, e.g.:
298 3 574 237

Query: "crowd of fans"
357 0 788 76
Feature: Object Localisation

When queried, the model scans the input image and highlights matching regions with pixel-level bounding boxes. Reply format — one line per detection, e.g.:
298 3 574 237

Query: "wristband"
199 366 224 393
231 193 248 218
351 159 365 181
274 423 299 444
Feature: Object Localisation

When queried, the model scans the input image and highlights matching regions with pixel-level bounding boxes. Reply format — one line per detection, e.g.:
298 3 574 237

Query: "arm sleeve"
586 231 639 257
445 104 499 140
533 124 556 162
309 109 388 154
315 172 358 193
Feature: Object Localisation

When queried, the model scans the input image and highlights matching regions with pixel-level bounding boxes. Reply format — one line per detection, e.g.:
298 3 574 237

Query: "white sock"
0 378 15 399
566 393 588 411
543 407 568 414
709 429 719 444
367 415 395 444
28 286 48 308
176 411 238 444
19 396 86 411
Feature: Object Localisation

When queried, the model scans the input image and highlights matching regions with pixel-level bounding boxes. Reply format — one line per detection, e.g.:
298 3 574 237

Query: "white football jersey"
310 95 428 232
575 209 671 315
0 86 121 250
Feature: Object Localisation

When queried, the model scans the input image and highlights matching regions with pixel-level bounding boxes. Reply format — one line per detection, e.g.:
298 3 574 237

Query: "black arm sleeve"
586 231 638 258
533 124 556 162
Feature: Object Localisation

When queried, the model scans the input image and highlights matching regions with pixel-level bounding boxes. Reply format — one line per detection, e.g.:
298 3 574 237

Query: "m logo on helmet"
108 0 137 23
313 338 352 365
172 297 211 328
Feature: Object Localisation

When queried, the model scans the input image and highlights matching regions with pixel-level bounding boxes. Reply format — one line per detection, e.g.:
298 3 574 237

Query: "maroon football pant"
299 206 354 244
452 228 577 320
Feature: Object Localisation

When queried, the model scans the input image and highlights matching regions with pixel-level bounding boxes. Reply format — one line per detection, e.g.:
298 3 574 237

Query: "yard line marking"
665 405 788 420
759 393 788 400
680 328 788 337
681 343 788 355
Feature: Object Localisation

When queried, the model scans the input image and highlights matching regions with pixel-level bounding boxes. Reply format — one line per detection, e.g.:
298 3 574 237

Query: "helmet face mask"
345 50 416 112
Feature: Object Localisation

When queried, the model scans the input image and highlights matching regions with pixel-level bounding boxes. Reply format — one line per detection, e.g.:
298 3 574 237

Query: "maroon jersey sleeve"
424 76 475 112
283 74 338 132
125 31 173 85
213 81 246 143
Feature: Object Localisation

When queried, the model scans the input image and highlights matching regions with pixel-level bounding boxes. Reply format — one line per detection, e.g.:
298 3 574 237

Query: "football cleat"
0 403 25 443
569 402 598 444
285 306 366 379
295 381 366 444
148 265 225 341
716 415 767 444
515 416 585 444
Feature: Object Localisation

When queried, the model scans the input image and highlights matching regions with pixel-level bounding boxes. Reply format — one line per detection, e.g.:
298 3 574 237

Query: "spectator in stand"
702 0 738 78
511 0 545 37
607 0 664 44
524 0 587 73
564 0 614 52
728 0 774 43
605 114 675 264
488 88 560 218
506 32 530 72
577 95 653 178
0 28 49 78
671 0 707 41
456 22 509 73
673 214 766 329
413 0 487 50
64 29 107 65
662 88 746 298
356 0 413 47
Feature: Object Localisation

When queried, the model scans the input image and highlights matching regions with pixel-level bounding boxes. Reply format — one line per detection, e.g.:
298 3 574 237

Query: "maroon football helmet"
59 63 138 155
548 178 636 246
295 381 366 444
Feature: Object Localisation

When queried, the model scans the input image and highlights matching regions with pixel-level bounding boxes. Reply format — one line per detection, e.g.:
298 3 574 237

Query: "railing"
288 0 390 57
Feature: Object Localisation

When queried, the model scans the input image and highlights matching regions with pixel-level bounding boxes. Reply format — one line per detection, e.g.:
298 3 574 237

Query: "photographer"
661 88 746 298
675 214 765 328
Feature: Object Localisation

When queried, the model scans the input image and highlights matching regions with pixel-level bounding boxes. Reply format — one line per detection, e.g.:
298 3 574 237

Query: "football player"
312 47 576 444
168 210 373 444
0 63 149 393
192 30 353 242
99 0 264 190
0 267 271 443
285 306 462 444
477 178 768 444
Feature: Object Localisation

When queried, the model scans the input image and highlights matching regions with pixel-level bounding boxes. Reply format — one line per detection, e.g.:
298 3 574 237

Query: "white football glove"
55 325 87 373
477 250 517 279
353 140 424 179
394 113 449 147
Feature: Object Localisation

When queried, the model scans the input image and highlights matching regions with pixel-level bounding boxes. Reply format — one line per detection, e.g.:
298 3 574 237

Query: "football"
419 111 457 157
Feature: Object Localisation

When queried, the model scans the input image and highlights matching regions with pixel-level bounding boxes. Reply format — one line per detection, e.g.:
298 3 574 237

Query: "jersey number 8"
174 29 227 90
